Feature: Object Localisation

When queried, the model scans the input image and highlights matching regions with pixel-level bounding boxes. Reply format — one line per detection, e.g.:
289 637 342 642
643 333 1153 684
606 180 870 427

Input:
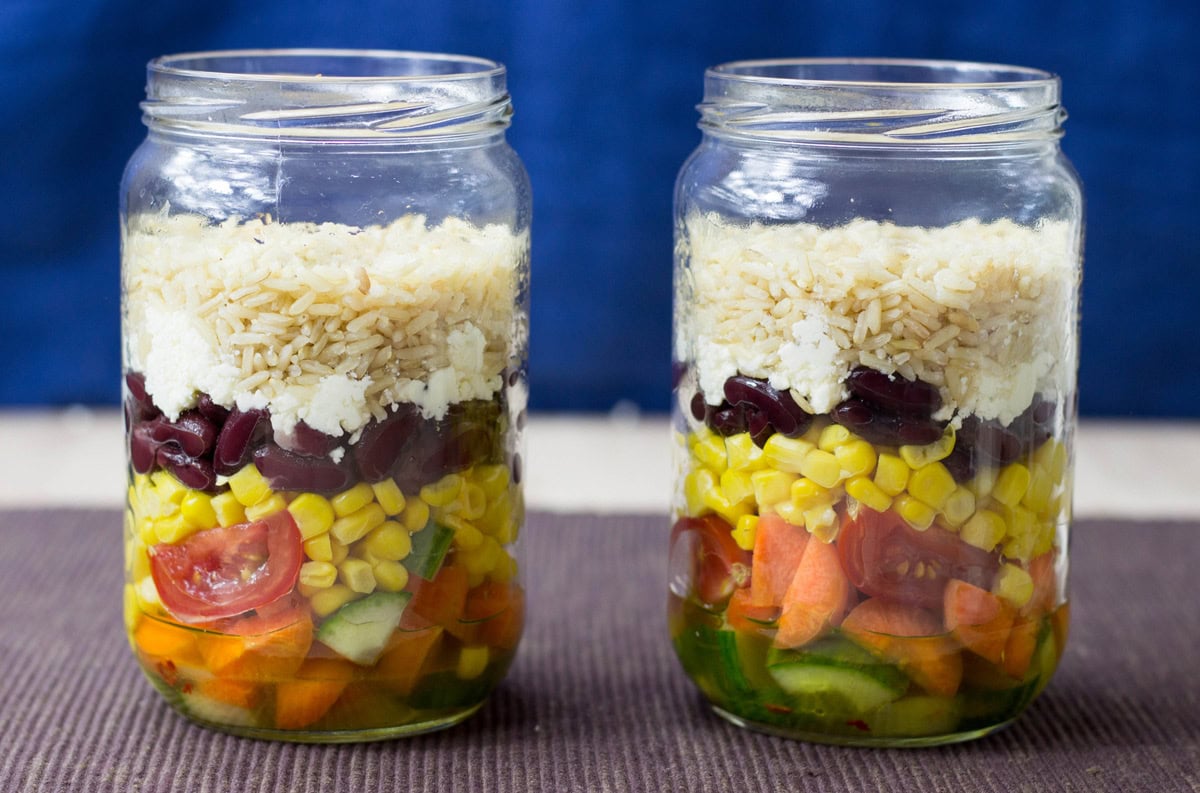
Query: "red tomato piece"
838 507 999 609
668 515 751 609
150 510 303 623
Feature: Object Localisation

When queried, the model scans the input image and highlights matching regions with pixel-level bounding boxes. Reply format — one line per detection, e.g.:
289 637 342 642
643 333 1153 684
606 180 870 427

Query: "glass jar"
669 59 1081 746
120 50 530 742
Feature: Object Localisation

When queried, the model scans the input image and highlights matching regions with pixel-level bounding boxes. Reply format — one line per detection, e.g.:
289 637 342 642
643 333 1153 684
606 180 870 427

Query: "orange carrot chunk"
944 579 1015 665
750 515 810 608
774 537 852 649
842 597 963 698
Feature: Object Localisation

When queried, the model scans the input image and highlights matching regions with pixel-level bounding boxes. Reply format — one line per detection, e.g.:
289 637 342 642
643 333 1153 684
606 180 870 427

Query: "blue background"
2 0 1197 416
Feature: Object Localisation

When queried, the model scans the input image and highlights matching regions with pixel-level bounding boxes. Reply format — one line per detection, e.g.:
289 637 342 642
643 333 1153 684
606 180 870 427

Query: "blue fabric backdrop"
1 0 1196 416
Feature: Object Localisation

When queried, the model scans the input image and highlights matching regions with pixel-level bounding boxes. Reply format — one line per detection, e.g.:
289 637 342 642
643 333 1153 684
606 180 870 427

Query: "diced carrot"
774 537 853 649
273 657 356 730
477 586 525 651
198 606 314 681
725 587 779 635
403 564 470 631
944 579 1015 665
196 677 261 710
842 598 963 698
375 627 444 696
1023 552 1058 617
134 617 201 665
1051 602 1070 661
1001 616 1041 679
750 515 809 608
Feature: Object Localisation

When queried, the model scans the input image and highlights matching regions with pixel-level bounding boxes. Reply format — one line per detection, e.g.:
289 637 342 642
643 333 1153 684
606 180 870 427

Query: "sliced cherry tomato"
150 510 303 623
837 507 998 610
669 514 751 609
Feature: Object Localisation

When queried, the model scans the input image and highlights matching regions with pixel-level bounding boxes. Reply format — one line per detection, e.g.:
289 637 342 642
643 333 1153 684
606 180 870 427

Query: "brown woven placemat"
0 509 1197 792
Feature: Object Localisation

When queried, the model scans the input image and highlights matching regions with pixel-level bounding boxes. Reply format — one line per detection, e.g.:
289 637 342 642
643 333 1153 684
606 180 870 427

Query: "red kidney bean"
355 408 421 483
147 410 216 459
283 421 343 459
846 366 942 416
511 452 523 485
129 420 163 474
689 392 707 422
723 376 807 436
746 408 773 448
958 416 1022 466
941 444 977 483
156 444 217 491
124 372 161 425
832 398 945 446
196 393 230 426
708 405 747 436
253 444 352 494
214 408 271 476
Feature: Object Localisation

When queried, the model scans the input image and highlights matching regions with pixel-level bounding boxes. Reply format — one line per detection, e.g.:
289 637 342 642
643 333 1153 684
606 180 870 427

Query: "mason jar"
669 59 1081 746
121 50 530 742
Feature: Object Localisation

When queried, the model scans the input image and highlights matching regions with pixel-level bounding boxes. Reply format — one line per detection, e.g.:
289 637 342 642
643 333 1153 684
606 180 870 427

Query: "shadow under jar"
120 50 530 742
669 59 1082 747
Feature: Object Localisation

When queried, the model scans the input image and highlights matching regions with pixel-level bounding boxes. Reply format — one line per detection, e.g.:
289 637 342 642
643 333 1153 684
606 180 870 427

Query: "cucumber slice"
869 695 962 737
767 636 909 714
405 522 455 581
317 591 412 665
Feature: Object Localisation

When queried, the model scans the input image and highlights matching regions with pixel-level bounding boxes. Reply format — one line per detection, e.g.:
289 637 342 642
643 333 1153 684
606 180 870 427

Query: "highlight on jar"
122 214 528 740
669 217 1076 745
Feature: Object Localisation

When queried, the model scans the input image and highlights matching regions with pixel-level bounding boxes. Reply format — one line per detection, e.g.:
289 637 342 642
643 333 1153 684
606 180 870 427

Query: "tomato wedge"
838 507 999 610
150 510 303 623
668 514 751 609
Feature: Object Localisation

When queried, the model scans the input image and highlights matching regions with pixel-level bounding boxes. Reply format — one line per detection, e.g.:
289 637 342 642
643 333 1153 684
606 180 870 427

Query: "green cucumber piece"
405 522 455 581
767 636 909 714
869 695 962 737
317 591 412 665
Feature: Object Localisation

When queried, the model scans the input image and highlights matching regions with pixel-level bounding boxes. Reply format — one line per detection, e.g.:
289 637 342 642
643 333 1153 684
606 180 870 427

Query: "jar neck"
698 58 1065 150
141 49 512 145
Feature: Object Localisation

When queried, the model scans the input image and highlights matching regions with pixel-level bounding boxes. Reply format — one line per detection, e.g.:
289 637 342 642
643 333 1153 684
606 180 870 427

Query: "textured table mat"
0 510 1197 792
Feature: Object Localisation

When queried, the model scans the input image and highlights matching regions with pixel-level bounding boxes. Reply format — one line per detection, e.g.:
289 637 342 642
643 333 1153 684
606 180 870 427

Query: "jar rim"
707 57 1057 89
149 48 506 84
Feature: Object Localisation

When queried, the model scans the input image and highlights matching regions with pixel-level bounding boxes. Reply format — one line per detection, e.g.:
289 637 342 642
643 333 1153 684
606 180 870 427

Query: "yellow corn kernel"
134 575 161 610
835 440 877 478
774 500 804 526
462 536 502 577
356 547 382 567
421 474 464 507
451 483 488 520
227 464 271 507
968 465 999 498
297 582 323 599
762 434 815 474
286 492 335 540
701 487 753 526
443 514 485 551
339 558 377 594
137 517 158 546
1004 503 1037 539
818 424 854 451
303 533 333 563
804 505 840 542
1021 465 1054 516
873 453 910 497
128 541 151 581
403 498 431 532
151 470 189 505
298 560 338 589
992 463 1031 508
719 468 756 506
310 585 359 617
993 563 1034 608
899 426 957 470
724 433 766 471
684 467 718 517
489 551 518 584
457 646 490 680
123 583 141 633
330 503 387 545
1032 520 1057 557
691 434 728 472
960 510 1006 551
941 487 977 528
750 469 797 512
153 513 195 545
329 538 350 566
1002 531 1036 563
907 462 957 511
845 476 892 513
331 483 374 517
211 491 246 528
1033 438 1068 482
894 494 937 531
802 419 826 445
363 521 413 561
801 449 842 489
179 492 217 530
477 496 512 537
373 560 410 592
474 464 511 500
791 477 832 509
245 492 288 521
370 479 407 516
731 514 758 551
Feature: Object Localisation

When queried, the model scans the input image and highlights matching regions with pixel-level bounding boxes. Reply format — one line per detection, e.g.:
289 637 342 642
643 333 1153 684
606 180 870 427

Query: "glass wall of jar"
669 59 1082 746
121 50 530 742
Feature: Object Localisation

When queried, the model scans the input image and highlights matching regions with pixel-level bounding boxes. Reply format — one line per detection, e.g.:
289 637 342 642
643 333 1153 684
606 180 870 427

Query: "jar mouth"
143 49 512 141
701 58 1064 146
150 49 506 83
708 58 1056 89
